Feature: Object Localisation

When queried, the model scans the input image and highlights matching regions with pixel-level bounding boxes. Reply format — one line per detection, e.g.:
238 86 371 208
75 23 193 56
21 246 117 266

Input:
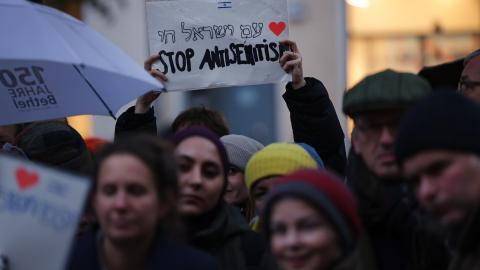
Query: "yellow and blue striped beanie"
245 143 318 191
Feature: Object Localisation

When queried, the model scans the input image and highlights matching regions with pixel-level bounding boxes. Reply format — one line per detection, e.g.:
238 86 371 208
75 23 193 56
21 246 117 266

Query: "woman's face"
251 176 278 215
95 154 168 244
224 166 248 205
270 198 340 270
175 137 225 217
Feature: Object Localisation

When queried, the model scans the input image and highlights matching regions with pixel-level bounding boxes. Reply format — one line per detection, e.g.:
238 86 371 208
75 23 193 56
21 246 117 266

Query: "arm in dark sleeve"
283 77 347 176
114 106 158 140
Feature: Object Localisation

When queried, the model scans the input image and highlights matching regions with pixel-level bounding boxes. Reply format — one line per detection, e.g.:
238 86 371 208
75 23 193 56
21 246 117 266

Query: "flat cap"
343 69 431 117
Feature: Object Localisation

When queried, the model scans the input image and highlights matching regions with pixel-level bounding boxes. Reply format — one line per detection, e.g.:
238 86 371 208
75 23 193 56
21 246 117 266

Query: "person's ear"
351 127 362 154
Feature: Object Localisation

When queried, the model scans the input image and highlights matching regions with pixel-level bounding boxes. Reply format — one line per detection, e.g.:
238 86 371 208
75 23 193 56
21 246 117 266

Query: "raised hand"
135 55 170 114
279 40 306 90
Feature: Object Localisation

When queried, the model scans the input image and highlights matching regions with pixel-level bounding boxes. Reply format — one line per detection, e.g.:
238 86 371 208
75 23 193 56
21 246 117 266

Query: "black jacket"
67 229 219 270
115 106 158 139
448 208 480 270
283 77 347 177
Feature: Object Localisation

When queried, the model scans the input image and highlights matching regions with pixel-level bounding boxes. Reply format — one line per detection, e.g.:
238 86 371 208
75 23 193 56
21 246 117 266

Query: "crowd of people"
1 40 480 270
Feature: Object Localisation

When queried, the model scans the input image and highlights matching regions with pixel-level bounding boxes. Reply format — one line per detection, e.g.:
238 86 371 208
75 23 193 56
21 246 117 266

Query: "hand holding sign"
146 0 289 91
134 55 169 114
144 54 169 84
279 40 306 90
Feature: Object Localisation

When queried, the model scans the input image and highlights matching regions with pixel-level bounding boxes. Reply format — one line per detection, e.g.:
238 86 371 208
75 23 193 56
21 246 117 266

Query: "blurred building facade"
348 0 480 88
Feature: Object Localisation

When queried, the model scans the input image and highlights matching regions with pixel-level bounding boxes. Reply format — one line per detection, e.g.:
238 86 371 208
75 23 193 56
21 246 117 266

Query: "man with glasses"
458 49 480 103
343 69 448 270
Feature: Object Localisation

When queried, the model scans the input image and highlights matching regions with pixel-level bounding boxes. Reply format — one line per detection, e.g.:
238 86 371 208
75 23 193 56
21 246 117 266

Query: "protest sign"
146 0 289 91
0 155 90 270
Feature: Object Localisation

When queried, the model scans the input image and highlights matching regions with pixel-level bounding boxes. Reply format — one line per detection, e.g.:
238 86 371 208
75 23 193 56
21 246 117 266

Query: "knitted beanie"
220 134 264 171
297 143 325 168
263 169 361 256
396 91 480 165
171 126 229 184
245 143 318 191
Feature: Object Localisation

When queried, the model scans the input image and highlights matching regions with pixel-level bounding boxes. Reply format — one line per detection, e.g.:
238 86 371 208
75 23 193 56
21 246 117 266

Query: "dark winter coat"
115 77 347 177
115 106 157 139
283 77 347 177
346 149 449 270
329 232 378 270
67 229 219 270
448 208 480 270
187 202 277 270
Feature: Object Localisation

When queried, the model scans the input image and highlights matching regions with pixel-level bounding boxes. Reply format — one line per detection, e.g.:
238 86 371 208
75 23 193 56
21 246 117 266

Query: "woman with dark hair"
263 169 367 270
68 134 218 270
171 126 275 270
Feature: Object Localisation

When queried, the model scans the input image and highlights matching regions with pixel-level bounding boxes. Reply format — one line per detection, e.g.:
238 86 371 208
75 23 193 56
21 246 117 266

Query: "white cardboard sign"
146 0 289 91
0 155 90 270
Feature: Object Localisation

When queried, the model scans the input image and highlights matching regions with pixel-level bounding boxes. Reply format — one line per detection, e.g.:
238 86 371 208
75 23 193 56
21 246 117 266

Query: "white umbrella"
0 0 162 125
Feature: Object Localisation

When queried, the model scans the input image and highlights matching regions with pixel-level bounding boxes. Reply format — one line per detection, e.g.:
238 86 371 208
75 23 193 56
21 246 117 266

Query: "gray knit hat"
220 134 264 171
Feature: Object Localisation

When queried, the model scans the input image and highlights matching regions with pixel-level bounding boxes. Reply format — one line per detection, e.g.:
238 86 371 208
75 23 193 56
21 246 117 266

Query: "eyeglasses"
356 120 400 139
458 78 480 94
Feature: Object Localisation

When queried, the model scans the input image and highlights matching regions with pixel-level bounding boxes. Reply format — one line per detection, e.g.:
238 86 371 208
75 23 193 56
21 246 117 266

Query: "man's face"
403 151 480 228
352 110 404 179
459 56 480 103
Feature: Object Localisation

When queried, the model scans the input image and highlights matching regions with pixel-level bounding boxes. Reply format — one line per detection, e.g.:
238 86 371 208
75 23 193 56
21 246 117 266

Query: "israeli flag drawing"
217 0 232 8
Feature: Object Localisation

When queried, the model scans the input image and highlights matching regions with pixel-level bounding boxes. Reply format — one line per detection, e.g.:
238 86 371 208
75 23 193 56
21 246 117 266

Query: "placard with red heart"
16 167 39 191
269 21 286 36
146 0 289 91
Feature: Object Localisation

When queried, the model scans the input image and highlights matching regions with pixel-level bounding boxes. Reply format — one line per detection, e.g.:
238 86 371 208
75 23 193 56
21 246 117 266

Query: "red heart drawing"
16 167 39 191
269 21 286 36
